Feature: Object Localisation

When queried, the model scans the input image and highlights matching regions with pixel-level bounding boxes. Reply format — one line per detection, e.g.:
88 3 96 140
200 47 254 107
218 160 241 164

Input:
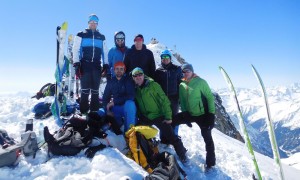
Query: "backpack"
0 129 34 167
44 116 89 156
21 131 39 157
33 102 52 119
144 151 187 180
125 126 159 173
32 83 55 100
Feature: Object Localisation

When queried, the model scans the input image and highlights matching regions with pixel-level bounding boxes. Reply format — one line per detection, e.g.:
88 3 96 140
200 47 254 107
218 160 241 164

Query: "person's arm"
153 82 172 120
72 34 82 63
148 51 156 78
201 80 216 114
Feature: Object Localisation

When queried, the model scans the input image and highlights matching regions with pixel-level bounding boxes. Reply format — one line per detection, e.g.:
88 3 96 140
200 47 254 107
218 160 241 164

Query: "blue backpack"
33 102 52 119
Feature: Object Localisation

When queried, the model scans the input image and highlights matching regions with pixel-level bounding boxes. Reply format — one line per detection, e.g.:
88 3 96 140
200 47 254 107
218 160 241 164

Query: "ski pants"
169 95 179 135
80 65 101 113
137 116 187 158
172 112 216 166
111 100 137 133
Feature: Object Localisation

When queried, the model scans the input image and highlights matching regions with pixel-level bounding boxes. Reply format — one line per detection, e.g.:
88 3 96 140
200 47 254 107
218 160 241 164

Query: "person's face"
116 38 125 47
182 69 193 80
161 55 171 65
114 66 125 78
134 38 143 50
88 21 98 31
132 73 144 86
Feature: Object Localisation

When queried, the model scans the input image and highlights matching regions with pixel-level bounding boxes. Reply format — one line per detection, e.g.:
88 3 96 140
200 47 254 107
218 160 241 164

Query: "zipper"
92 31 95 62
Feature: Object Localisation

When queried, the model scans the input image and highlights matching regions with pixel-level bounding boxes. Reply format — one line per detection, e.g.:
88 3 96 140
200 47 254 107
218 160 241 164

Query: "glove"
35 91 44 100
73 62 81 78
85 144 106 158
102 64 109 72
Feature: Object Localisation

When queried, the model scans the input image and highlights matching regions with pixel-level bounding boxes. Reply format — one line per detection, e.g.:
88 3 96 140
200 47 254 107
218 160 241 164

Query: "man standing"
72 14 108 114
132 67 187 162
154 50 182 135
173 63 216 169
107 31 129 78
124 34 156 78
102 62 136 133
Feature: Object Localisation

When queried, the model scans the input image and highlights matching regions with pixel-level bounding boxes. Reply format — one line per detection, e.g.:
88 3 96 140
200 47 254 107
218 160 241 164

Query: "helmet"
160 49 172 60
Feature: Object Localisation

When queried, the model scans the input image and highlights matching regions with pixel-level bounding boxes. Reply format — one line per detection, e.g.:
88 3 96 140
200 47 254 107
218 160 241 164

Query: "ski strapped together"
51 22 68 126
219 66 262 180
251 65 285 180
67 34 75 99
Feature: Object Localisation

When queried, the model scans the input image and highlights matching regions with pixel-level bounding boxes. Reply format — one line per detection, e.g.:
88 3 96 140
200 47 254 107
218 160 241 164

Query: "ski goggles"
116 38 125 43
115 33 125 39
88 21 98 24
161 55 170 59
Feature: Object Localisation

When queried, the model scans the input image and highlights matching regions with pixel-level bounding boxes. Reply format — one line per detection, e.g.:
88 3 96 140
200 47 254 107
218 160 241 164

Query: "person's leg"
79 70 91 114
153 119 187 160
111 105 124 128
123 100 137 132
90 69 101 112
200 125 216 167
169 97 179 135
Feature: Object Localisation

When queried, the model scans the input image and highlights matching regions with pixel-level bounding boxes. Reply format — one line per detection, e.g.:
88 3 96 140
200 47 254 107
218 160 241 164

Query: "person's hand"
106 101 114 111
162 119 172 124
73 62 81 78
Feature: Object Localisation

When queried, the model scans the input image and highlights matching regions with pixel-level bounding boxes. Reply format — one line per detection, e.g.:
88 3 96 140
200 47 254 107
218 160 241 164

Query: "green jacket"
179 75 215 116
135 78 172 120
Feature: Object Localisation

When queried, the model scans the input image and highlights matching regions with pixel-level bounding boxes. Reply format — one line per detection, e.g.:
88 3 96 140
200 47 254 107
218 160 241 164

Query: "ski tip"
61 22 68 30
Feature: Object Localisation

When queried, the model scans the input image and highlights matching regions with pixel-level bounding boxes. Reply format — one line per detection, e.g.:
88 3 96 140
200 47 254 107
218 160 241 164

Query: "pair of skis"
219 65 284 180
51 22 75 126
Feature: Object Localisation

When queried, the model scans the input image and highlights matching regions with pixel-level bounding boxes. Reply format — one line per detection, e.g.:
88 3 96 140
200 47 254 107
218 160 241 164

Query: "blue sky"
0 0 299 93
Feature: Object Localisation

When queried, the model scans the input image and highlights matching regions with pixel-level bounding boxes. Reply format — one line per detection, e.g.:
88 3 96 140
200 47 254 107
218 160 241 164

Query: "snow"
1 94 300 179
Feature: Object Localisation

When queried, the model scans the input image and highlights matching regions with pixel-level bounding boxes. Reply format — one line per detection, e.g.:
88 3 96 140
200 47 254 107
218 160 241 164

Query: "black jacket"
124 44 156 78
154 63 182 98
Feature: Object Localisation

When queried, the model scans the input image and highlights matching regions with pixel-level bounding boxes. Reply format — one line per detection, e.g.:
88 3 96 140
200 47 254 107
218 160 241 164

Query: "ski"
67 34 75 99
51 22 68 126
219 66 262 180
251 65 285 180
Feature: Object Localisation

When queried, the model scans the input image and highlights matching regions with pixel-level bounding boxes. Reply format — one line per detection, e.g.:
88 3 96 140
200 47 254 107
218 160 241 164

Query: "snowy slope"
0 94 299 179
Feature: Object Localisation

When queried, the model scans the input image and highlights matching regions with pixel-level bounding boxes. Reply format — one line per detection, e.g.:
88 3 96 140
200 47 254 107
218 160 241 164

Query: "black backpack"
44 117 89 156
144 151 187 180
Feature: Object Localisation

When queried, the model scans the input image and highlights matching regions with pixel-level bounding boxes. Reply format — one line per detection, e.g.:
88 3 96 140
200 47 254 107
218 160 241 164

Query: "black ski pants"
137 117 187 158
80 62 101 113
172 112 216 167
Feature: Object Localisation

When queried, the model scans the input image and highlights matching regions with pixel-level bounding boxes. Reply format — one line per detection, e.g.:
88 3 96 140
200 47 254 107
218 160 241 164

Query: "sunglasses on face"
89 21 98 24
116 38 124 43
132 73 144 77
182 69 192 73
161 55 170 60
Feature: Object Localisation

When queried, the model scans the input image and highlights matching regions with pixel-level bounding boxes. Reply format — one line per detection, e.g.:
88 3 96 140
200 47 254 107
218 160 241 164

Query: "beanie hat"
134 34 144 42
131 67 144 76
181 63 194 73
114 61 126 72
88 14 99 23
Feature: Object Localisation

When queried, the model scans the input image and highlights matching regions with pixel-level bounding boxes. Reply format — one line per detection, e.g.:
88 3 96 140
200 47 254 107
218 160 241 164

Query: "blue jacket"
73 29 106 66
108 46 129 75
102 74 135 109
154 63 182 98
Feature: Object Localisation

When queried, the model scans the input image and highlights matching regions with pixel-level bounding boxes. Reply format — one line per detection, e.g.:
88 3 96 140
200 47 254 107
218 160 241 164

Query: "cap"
88 14 99 23
114 61 126 72
181 63 194 73
132 67 144 76
134 34 144 42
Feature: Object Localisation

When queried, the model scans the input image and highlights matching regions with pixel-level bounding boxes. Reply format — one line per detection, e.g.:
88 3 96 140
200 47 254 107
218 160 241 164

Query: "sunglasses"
182 69 192 73
89 21 98 24
116 38 124 43
132 73 144 77
161 55 170 59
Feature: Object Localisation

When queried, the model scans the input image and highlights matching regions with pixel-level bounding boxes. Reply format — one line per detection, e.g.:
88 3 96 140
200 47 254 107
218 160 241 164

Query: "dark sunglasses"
132 73 144 77
182 69 192 73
